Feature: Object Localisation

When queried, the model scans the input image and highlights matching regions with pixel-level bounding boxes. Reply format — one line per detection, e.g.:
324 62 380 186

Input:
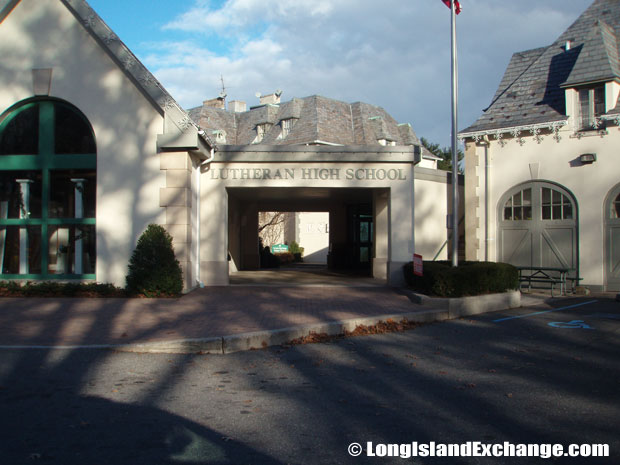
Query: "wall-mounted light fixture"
579 153 597 164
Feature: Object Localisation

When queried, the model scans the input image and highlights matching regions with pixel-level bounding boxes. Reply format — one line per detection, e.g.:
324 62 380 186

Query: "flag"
442 0 462 14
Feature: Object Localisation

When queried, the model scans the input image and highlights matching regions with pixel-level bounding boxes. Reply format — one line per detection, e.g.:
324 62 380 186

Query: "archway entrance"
497 181 578 275
605 184 620 291
227 187 387 284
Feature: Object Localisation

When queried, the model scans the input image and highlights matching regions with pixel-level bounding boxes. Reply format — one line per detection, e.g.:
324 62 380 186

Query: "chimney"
228 100 247 113
203 96 226 109
258 90 283 105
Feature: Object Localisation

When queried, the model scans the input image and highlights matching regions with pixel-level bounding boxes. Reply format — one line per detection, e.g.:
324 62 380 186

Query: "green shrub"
288 241 304 263
125 224 183 296
0 281 125 297
403 261 518 297
288 241 304 256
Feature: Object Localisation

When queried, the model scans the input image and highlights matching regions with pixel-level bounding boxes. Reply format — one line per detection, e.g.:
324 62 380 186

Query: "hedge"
403 261 519 298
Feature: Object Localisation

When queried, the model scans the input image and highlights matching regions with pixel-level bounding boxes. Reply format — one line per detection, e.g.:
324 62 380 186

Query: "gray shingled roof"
189 95 424 148
462 0 620 135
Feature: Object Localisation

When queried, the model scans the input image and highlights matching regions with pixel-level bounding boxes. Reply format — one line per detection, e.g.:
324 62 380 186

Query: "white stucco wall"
200 158 416 286
465 125 620 289
296 212 329 263
0 0 167 287
414 170 455 261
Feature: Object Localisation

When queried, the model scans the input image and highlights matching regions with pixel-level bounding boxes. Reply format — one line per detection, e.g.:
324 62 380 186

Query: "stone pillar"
464 141 481 261
16 179 34 274
241 205 259 270
160 151 193 289
71 178 86 274
373 189 389 281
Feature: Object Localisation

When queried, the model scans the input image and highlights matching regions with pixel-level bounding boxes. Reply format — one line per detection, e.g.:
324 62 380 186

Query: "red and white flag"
442 0 462 14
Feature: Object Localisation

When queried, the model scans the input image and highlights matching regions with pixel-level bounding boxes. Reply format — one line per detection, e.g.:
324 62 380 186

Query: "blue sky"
87 0 589 147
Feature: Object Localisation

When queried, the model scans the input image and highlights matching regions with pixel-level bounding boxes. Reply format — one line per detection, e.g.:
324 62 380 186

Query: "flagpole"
450 1 459 267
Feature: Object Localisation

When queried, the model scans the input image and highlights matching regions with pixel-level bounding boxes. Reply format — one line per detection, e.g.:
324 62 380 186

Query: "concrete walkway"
0 267 549 353
0 285 437 350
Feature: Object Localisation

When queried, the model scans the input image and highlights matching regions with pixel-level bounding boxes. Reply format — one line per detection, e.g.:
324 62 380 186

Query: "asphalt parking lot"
0 294 618 464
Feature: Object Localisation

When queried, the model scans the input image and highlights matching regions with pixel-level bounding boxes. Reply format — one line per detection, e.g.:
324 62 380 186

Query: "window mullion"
39 101 55 277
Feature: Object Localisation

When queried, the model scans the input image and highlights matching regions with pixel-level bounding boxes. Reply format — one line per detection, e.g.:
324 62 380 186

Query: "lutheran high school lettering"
208 167 408 181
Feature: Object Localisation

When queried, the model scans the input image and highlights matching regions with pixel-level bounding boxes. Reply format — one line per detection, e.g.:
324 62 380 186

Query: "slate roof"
462 0 620 135
189 95 426 150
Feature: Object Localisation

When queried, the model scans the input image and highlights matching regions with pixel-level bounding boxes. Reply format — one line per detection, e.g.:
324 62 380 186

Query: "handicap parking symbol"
548 320 594 330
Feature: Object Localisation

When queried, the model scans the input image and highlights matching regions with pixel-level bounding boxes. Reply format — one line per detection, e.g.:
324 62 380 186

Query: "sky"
87 0 590 147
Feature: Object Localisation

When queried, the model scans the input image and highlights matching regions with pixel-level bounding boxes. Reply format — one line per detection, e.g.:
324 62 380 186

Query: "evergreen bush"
125 224 183 296
403 261 518 297
0 281 125 297
288 241 304 262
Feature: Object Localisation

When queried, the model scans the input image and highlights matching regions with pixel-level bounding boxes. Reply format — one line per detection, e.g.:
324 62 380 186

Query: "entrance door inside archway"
498 182 578 274
227 187 387 285
605 185 620 291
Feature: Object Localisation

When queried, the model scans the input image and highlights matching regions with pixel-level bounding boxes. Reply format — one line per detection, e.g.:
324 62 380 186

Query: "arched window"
501 185 574 221
0 98 96 278
503 188 532 221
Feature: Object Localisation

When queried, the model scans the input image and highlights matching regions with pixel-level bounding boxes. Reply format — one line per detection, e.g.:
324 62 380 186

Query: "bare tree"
258 211 287 247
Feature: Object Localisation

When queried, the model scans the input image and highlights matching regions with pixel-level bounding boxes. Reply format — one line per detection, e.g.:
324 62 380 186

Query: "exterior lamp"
579 153 597 164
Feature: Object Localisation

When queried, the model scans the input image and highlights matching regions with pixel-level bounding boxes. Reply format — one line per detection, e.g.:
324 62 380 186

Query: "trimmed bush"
403 261 519 297
0 281 125 297
125 224 183 297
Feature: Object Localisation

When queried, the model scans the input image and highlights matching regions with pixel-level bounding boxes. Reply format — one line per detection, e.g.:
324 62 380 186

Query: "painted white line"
493 300 598 323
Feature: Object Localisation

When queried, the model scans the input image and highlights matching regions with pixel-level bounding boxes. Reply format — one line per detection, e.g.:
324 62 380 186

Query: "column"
71 178 86 274
16 179 34 274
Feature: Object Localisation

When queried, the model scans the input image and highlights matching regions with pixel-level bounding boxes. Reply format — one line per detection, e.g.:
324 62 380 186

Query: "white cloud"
147 0 589 146
164 0 335 34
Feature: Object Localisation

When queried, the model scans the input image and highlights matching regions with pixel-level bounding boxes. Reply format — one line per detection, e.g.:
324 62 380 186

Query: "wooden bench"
516 267 575 297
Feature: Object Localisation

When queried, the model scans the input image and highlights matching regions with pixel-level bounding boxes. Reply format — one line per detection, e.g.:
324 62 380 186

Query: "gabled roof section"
562 19 620 87
461 0 620 136
50 0 214 149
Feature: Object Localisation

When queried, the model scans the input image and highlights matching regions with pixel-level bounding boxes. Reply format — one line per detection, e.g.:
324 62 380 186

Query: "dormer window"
277 118 295 140
212 130 226 144
252 123 271 144
577 85 605 130
377 139 396 146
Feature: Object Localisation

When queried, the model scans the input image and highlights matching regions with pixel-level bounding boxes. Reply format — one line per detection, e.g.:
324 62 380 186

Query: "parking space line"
493 300 598 323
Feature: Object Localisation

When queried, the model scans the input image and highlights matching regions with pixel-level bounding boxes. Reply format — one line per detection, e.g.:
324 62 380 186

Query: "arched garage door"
605 184 620 291
498 182 578 274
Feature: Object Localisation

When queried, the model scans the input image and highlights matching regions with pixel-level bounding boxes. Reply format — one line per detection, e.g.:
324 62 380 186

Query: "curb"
406 290 522 318
116 291 521 354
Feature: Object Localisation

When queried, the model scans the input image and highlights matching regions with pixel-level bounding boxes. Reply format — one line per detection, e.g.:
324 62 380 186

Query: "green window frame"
0 98 96 279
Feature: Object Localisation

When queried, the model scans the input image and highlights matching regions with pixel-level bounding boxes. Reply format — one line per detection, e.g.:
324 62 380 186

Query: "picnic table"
516 266 576 296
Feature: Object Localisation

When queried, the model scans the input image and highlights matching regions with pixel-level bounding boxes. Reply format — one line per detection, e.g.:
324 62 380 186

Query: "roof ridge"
58 0 214 146
484 47 549 111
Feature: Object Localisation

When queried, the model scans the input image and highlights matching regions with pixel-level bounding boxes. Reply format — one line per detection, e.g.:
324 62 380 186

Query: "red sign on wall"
413 254 423 277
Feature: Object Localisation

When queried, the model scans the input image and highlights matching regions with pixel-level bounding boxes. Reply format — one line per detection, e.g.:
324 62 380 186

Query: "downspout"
481 136 491 261
195 133 215 288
